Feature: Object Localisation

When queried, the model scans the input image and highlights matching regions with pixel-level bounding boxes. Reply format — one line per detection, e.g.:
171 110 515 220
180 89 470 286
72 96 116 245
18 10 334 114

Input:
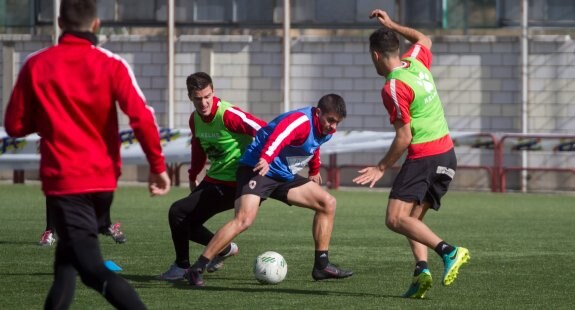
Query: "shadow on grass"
121 273 401 299
0 272 53 276
0 240 45 246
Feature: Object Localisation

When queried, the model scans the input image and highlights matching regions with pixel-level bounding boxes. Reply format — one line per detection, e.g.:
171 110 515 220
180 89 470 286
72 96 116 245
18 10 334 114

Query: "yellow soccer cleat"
402 269 433 299
442 247 470 286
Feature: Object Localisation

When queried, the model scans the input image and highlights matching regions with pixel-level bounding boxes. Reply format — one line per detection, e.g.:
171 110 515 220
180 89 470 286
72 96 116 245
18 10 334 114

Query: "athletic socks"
434 241 455 257
217 244 232 257
191 255 211 271
314 250 329 270
413 260 428 276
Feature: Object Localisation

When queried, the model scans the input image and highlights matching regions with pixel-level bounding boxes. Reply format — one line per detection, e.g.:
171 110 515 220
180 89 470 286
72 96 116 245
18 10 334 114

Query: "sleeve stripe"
227 107 262 131
264 114 308 157
389 79 402 119
409 44 421 58
96 46 147 102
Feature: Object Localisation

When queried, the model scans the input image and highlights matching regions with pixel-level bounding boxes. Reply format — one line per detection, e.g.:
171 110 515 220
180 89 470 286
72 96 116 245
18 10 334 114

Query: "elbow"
397 132 412 147
5 126 25 138
419 36 432 50
400 135 412 148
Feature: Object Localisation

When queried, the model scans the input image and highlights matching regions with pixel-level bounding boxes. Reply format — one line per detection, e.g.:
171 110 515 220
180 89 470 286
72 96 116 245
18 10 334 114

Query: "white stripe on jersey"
264 114 309 157
409 44 421 58
227 107 262 131
389 79 402 120
96 46 147 102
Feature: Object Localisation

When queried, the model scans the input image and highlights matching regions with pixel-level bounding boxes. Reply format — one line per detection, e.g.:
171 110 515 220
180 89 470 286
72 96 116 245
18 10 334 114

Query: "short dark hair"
59 0 98 31
317 94 347 118
186 72 213 94
369 27 400 58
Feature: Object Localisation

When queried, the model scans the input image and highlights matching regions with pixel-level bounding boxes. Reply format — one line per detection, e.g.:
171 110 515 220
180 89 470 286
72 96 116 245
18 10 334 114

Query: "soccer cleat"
442 246 470 286
39 230 56 246
206 242 239 273
158 264 187 281
107 222 127 244
185 267 205 287
312 263 353 281
402 269 433 299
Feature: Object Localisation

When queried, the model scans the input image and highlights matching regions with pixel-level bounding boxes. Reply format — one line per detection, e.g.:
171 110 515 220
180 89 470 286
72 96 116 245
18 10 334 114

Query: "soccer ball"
253 251 288 284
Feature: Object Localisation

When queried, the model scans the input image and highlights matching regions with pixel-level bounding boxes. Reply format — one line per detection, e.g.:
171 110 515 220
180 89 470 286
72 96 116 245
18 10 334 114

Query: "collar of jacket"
59 31 99 46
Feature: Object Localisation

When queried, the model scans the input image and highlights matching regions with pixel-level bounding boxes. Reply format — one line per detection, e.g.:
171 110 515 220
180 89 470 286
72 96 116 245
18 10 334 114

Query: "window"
442 0 497 29
501 0 575 27
3 0 33 27
403 0 442 28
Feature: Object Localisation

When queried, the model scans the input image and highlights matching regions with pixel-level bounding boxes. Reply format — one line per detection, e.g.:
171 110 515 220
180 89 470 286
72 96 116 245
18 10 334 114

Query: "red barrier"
495 133 575 192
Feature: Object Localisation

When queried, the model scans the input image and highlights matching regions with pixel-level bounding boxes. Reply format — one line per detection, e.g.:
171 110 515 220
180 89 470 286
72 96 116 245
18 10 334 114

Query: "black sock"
314 251 329 269
191 255 210 271
434 241 455 257
217 244 232 257
414 261 428 276
175 260 190 269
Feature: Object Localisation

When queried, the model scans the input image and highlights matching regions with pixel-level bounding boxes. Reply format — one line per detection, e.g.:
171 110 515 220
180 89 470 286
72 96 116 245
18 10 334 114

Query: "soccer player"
186 93 353 286
159 72 266 281
4 0 171 308
353 9 470 299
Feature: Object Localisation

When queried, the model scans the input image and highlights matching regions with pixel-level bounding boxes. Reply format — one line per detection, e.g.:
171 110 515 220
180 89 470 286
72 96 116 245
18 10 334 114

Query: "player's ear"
90 18 101 34
371 50 380 62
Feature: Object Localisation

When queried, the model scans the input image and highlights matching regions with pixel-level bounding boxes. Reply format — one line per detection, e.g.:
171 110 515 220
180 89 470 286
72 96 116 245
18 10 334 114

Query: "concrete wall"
2 33 575 191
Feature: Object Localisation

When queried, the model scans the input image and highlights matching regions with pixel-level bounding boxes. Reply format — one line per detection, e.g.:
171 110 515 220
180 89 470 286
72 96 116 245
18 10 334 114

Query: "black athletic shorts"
46 192 114 242
389 148 456 210
236 165 310 205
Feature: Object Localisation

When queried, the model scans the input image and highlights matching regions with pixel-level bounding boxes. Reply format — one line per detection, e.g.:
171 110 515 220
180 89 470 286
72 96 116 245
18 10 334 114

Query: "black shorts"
236 165 310 205
46 192 114 243
389 148 456 210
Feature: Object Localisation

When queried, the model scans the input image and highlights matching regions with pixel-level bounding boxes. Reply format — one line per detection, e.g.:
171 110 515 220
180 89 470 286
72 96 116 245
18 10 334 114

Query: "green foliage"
0 185 573 309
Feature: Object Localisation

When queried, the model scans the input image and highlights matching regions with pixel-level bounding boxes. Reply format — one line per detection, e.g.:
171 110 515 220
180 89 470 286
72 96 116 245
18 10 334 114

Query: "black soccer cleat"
185 267 205 287
312 263 353 281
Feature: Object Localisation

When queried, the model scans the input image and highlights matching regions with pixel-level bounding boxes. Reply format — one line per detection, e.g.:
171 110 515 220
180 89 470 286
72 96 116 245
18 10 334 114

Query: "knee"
385 214 402 232
168 200 187 223
234 217 254 232
78 264 111 290
319 193 337 215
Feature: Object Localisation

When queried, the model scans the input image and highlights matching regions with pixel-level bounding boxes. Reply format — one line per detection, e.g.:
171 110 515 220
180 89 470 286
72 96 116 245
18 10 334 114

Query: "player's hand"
149 171 171 196
253 158 270 176
369 9 394 28
309 173 322 185
352 166 384 188
189 179 199 192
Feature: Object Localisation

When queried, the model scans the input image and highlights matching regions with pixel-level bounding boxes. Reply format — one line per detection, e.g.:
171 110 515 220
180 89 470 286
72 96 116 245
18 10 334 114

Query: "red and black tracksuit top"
4 32 166 195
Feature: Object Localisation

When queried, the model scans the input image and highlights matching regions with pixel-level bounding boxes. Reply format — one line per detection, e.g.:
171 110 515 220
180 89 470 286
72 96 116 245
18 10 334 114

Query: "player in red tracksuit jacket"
4 1 170 309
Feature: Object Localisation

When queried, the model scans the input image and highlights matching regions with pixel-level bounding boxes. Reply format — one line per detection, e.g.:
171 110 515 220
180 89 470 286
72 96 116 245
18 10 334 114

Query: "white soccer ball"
253 251 288 284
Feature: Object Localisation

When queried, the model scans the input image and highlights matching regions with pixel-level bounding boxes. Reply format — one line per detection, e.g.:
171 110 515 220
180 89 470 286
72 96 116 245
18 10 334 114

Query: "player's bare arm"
253 158 270 176
369 9 432 50
309 173 323 185
353 120 411 187
149 171 171 196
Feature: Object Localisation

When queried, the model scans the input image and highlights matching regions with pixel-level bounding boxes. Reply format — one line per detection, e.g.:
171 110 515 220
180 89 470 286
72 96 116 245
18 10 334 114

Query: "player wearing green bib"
160 72 266 281
354 9 470 299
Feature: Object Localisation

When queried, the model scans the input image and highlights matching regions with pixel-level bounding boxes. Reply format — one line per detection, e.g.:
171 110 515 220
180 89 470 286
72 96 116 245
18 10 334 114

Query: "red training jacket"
4 32 166 195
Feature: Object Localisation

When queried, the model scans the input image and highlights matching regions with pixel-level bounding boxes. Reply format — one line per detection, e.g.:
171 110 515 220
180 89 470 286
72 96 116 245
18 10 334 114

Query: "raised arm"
369 9 432 50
